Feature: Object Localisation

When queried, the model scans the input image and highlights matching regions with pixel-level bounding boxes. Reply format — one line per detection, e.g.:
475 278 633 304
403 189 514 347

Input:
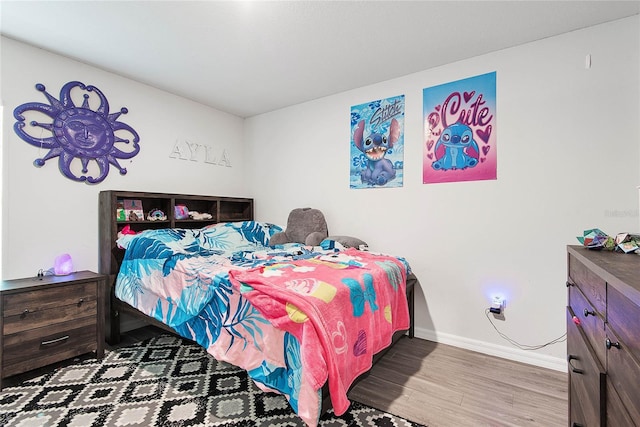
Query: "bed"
99 191 416 426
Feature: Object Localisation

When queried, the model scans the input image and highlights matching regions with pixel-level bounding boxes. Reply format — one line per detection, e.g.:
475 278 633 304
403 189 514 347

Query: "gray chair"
269 208 329 246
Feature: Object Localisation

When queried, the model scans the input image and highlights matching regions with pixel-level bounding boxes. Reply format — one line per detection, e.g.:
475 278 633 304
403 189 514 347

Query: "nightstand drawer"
2 319 97 378
3 281 97 317
3 299 97 335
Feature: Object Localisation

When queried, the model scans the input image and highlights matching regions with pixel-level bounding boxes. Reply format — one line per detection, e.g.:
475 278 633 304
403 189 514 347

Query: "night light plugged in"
489 296 506 314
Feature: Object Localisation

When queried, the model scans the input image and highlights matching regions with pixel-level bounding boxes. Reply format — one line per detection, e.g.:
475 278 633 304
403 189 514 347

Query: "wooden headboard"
98 190 253 343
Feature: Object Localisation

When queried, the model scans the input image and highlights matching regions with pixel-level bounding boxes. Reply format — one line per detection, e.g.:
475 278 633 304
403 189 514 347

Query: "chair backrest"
285 207 328 244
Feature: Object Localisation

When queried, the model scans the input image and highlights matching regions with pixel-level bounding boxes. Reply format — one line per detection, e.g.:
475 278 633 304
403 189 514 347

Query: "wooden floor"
349 335 568 427
113 327 567 427
13 327 558 427
109 328 567 426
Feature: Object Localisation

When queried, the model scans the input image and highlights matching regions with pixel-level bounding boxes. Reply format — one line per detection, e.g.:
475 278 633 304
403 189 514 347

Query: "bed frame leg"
406 274 417 339
105 286 121 345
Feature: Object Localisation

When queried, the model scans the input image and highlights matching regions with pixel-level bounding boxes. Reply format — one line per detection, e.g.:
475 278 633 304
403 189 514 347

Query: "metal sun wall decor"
13 81 141 184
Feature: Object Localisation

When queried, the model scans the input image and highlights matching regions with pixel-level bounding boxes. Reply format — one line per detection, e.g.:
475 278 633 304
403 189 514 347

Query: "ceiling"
2 1 639 118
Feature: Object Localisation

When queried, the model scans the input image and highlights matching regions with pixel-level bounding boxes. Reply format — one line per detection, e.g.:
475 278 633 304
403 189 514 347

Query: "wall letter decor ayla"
13 81 141 184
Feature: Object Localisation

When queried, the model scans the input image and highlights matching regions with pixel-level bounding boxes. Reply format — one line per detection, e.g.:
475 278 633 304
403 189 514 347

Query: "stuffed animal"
189 211 213 220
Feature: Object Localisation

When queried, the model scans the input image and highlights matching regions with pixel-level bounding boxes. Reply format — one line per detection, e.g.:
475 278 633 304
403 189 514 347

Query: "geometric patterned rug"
0 334 425 427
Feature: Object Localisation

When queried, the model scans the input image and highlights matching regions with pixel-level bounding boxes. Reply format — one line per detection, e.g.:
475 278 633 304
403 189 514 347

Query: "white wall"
1 37 247 279
1 16 637 371
244 16 640 370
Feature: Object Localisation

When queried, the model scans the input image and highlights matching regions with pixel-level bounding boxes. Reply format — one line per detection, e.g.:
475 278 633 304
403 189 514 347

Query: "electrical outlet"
489 296 505 314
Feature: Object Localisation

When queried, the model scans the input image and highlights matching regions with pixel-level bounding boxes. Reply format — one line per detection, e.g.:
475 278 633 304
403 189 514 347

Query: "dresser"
566 245 640 426
0 270 106 389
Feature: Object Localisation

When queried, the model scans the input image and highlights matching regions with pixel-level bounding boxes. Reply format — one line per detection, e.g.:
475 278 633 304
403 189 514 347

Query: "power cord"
485 309 567 350
36 268 55 279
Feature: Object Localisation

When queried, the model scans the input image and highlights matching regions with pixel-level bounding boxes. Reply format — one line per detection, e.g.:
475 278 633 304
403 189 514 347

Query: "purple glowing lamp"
53 253 73 275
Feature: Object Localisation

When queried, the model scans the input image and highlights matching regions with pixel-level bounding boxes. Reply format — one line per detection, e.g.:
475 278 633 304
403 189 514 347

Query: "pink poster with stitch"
423 72 497 184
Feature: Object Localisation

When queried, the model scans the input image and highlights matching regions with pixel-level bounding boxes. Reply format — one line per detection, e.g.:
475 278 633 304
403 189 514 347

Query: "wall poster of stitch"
349 95 405 189
423 71 497 184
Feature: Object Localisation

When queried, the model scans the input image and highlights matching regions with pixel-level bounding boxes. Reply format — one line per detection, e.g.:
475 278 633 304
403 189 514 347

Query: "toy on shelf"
147 209 167 221
174 204 189 220
123 199 143 221
189 211 212 220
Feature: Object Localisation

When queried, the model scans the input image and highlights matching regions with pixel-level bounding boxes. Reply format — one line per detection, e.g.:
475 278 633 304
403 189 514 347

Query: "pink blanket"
229 248 409 420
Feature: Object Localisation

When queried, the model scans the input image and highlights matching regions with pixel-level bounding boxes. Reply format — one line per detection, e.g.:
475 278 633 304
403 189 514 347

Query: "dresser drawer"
566 307 606 426
3 281 97 317
607 285 640 359
568 284 606 365
2 320 97 378
606 380 636 427
605 325 640 424
568 253 606 316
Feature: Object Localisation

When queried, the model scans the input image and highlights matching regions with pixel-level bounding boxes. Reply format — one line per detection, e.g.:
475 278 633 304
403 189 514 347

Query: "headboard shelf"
98 190 254 343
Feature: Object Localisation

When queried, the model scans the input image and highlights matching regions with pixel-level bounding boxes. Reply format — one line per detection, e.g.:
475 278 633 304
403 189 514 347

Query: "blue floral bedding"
114 221 410 426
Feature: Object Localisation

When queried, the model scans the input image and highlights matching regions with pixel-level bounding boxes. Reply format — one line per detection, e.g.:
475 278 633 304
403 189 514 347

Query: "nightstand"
0 270 106 389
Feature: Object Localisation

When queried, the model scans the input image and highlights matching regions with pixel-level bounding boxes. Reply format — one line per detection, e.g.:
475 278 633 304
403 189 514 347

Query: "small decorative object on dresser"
0 271 106 390
566 245 640 426
53 253 73 275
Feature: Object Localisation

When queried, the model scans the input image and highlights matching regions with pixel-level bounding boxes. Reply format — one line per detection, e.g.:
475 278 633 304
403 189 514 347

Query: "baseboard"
121 317 566 371
415 326 567 372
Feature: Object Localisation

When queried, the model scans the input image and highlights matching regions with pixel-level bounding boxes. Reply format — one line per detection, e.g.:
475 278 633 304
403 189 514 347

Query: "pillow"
322 235 368 249
120 228 209 262
116 227 186 251
202 221 283 250
116 221 283 255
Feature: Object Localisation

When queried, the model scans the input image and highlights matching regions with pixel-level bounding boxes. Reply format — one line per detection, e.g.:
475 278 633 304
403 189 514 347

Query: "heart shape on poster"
427 140 434 151
463 91 476 103
477 125 492 143
427 153 433 160
482 145 491 155
434 105 441 111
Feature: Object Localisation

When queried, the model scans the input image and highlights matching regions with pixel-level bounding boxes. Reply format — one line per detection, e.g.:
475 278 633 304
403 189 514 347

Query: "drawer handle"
567 355 584 374
566 281 574 288
583 308 596 317
606 338 621 350
41 335 70 346
21 309 31 317
77 298 84 306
